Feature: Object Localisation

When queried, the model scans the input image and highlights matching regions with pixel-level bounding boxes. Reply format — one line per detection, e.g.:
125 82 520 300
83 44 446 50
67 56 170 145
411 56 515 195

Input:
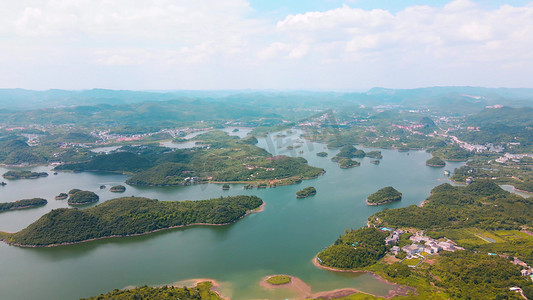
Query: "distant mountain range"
1 87 532 111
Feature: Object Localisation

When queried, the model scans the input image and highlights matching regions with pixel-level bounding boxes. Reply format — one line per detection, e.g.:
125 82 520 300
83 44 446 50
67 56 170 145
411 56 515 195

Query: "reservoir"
0 130 464 299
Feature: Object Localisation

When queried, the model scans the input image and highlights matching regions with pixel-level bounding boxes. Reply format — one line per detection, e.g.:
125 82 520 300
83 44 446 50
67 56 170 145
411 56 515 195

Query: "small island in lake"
426 156 446 167
366 186 402 205
366 150 383 159
222 183 230 190
55 193 68 200
109 185 126 192
5 195 263 247
2 170 48 179
338 158 360 169
296 186 316 198
67 190 99 205
0 198 47 212
316 152 328 157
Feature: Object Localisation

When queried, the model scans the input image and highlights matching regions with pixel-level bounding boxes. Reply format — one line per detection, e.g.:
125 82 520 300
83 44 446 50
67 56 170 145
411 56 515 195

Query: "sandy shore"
260 272 413 300
173 278 228 299
260 275 311 298
311 257 416 299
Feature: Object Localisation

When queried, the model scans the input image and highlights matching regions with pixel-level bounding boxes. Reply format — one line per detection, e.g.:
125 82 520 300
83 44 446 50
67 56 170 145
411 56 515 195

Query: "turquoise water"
0 131 464 299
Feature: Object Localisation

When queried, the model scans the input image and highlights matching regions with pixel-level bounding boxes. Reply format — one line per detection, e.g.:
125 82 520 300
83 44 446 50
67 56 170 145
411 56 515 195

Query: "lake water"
0 130 465 300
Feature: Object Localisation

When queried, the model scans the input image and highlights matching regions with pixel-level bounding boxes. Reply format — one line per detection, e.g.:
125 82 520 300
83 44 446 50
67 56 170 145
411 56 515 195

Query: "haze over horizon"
1 0 532 90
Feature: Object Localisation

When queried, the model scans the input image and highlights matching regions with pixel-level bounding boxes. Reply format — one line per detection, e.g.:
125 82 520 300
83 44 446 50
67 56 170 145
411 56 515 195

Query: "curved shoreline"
425 163 445 167
3 202 265 248
366 197 401 206
311 256 416 299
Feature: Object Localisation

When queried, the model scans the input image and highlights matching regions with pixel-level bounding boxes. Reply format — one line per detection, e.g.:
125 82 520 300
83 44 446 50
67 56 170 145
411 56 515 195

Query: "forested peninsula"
316 181 533 299
3 195 263 247
55 131 324 187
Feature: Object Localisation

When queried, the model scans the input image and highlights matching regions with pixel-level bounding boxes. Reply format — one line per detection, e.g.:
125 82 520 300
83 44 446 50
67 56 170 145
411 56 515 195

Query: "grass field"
402 258 422 267
266 275 291 285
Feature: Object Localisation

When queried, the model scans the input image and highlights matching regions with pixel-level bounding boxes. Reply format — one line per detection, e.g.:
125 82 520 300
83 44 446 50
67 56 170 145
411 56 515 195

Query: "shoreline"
514 187 533 194
3 201 265 248
366 197 401 206
171 278 228 300
425 163 445 167
311 256 416 299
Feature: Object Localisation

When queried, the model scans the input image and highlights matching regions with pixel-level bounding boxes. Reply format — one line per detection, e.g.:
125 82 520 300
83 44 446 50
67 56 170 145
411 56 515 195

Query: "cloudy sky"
1 0 532 90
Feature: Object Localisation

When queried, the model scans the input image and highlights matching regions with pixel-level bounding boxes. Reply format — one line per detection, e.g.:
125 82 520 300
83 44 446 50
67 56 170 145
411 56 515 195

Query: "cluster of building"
448 135 504 153
382 229 463 258
495 153 533 164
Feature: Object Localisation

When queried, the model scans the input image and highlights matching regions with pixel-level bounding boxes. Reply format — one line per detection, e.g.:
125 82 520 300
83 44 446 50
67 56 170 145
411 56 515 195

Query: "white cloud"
1 0 533 89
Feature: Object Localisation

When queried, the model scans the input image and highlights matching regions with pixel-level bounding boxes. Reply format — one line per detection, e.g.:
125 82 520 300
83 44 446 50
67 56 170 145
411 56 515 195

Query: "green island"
3 195 263 247
316 151 328 157
0 198 47 212
425 156 446 167
366 186 402 205
55 193 68 200
67 190 99 205
296 186 316 198
331 145 366 162
2 170 48 179
366 150 383 159
222 183 230 190
82 281 222 300
316 180 533 299
338 158 360 169
265 275 292 285
57 131 324 187
109 185 126 192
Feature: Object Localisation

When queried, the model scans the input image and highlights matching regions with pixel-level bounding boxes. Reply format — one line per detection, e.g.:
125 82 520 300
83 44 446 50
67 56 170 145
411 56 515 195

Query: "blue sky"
1 0 532 90
250 0 531 14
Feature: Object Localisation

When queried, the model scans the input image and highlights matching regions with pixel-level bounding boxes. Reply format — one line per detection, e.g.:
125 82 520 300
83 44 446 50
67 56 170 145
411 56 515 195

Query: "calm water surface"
0 130 464 300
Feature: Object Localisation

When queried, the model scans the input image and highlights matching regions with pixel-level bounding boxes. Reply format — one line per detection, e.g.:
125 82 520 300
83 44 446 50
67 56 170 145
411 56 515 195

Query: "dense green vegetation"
68 188 82 195
222 184 230 190
67 191 99 205
515 180 533 192
296 186 316 198
266 275 291 285
366 151 383 159
338 158 360 169
317 227 389 269
82 281 222 300
55 152 153 173
0 138 47 165
109 185 126 192
121 131 324 186
425 156 445 167
366 187 402 205
0 198 47 212
430 145 471 161
451 158 533 192
55 193 68 200
332 145 365 162
371 181 533 231
2 170 48 179
8 195 263 246
432 251 533 300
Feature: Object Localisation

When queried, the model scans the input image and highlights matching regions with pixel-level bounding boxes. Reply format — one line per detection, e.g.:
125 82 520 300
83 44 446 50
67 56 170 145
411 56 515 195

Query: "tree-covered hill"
371 181 532 231
7 195 263 246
